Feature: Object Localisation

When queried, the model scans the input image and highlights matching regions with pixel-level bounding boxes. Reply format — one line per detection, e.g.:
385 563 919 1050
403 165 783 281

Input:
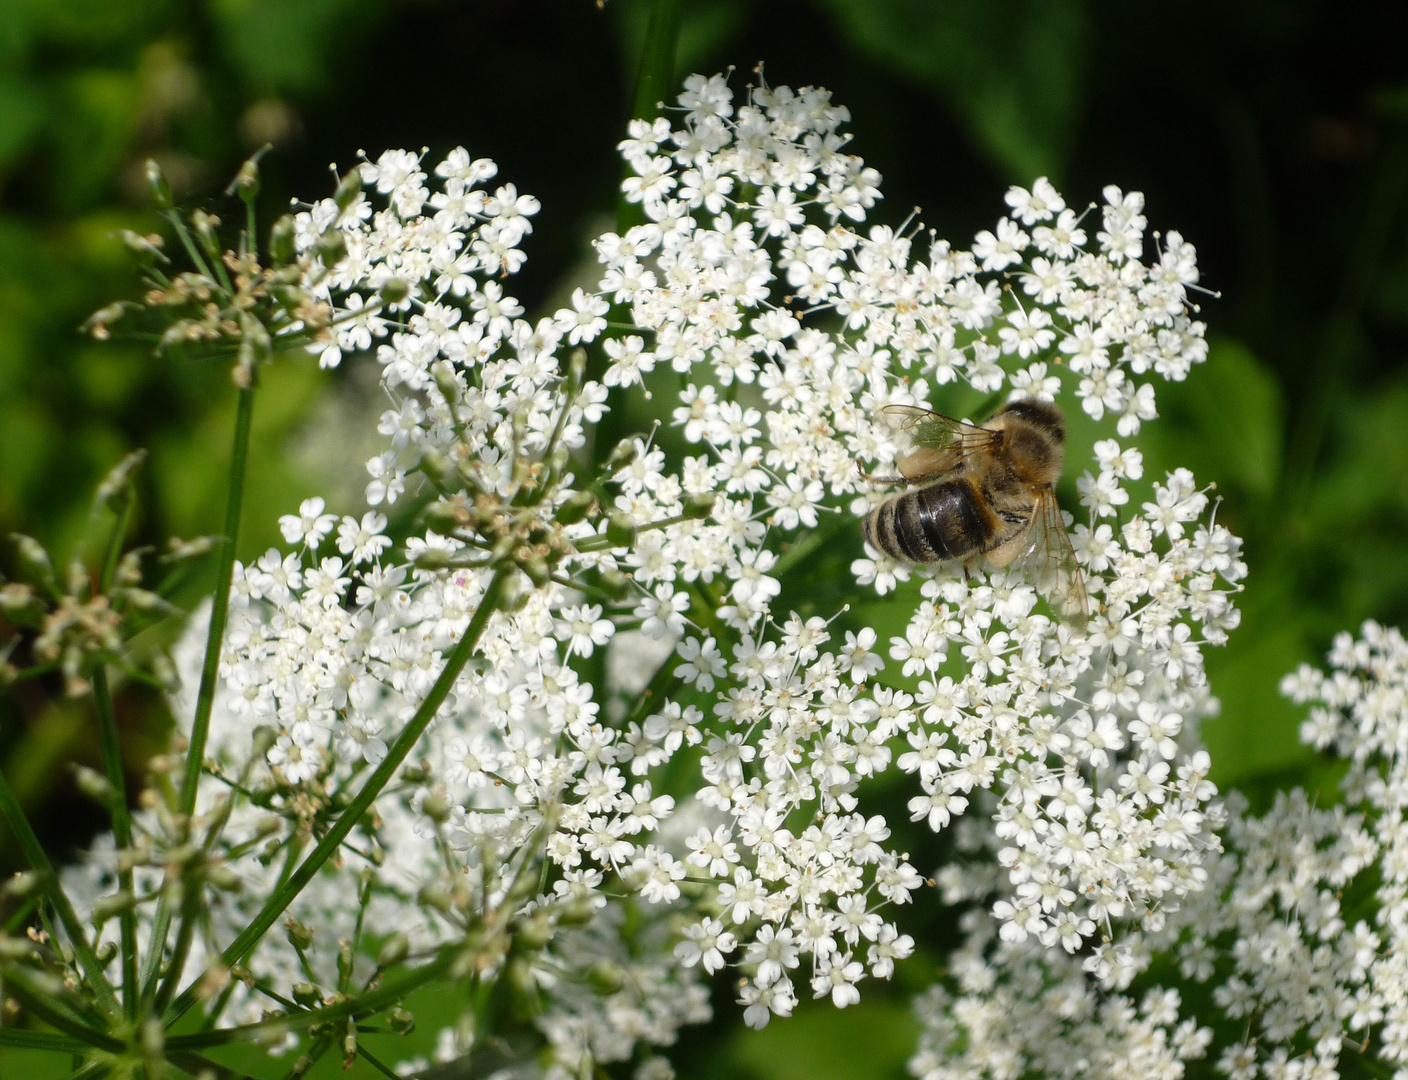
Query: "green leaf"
721 996 918 1080
211 0 393 95
0 77 47 172
1140 335 1285 501
806 0 1089 182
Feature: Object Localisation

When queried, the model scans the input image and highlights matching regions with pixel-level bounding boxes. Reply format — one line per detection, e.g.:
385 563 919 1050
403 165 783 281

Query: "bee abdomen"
864 479 997 564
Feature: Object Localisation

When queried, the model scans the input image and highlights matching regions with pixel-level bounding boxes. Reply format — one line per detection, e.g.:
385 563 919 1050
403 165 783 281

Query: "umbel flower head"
62 72 1243 1072
913 622 1408 1080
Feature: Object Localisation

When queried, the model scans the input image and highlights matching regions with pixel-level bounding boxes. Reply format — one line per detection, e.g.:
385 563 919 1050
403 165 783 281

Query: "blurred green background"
2 0 1408 1076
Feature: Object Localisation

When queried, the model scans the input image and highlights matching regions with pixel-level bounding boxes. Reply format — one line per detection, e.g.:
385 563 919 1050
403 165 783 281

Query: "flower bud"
333 169 363 212
208 865 242 892
419 790 452 823
9 534 56 595
507 957 538 1005
292 982 321 1008
337 941 355 984
285 918 314 951
514 911 553 951
555 490 595 526
117 231 165 260
415 548 452 571
268 215 296 266
315 227 347 267
389 1006 415 1035
1 871 40 899
418 450 454 488
232 158 261 204
605 438 638 474
379 277 410 306
96 939 119 965
0 936 35 961
145 160 172 208
605 515 637 549
376 931 410 969
73 765 115 806
520 558 553 588
684 491 717 520
83 301 129 341
587 960 625 995
162 535 216 563
557 896 598 926
91 891 137 925
418 885 453 914
431 361 461 405
566 347 587 391
598 569 631 600
0 583 43 627
252 725 278 758
192 210 221 261
423 501 460 538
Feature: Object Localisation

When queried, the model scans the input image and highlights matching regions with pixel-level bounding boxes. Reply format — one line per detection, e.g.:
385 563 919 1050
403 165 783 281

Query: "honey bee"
861 398 1088 624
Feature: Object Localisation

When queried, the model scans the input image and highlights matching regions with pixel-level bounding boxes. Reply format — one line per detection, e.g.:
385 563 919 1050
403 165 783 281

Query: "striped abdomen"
863 478 1002 564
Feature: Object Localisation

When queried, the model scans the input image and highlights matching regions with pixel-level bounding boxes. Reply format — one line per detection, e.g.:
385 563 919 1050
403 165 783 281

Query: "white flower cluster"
910 920 1213 1080
601 72 1244 1000
64 71 1248 1065
912 622 1408 1080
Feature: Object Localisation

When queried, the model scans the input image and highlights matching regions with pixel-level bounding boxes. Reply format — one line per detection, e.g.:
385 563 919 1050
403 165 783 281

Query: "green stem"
163 567 512 1025
167 952 455 1049
93 669 138 1020
95 489 138 1018
0 966 123 1051
100 491 134 595
180 379 256 816
616 0 683 234
356 1046 401 1080
167 1050 258 1080
574 509 699 553
0 1029 87 1052
61 1061 111 1080
144 380 256 1009
152 868 201 1014
0 768 121 1020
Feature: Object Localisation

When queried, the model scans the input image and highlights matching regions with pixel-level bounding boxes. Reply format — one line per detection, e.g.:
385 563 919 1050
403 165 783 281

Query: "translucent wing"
1011 488 1089 627
875 404 1001 483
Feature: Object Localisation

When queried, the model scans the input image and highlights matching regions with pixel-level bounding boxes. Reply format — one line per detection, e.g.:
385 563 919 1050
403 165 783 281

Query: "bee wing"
1012 488 1089 627
876 404 1001 482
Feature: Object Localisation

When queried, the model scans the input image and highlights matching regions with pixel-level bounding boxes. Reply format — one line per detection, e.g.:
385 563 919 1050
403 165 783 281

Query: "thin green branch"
144 379 256 1009
163 567 512 1025
93 668 138 1020
61 1060 111 1080
0 769 121 1020
0 1028 88 1052
356 1045 401 1080
0 966 123 1052
180 380 257 815
99 489 134 595
617 0 683 235
166 951 455 1049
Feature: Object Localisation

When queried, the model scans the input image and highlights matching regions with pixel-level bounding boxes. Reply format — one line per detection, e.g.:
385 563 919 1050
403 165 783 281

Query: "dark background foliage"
2 1 1407 1076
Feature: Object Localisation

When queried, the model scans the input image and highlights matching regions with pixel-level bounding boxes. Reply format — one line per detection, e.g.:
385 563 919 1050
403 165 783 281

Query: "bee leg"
984 532 1027 570
855 461 908 485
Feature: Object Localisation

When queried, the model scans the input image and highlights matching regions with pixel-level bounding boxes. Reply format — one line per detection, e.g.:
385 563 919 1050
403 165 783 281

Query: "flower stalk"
163 565 513 1025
